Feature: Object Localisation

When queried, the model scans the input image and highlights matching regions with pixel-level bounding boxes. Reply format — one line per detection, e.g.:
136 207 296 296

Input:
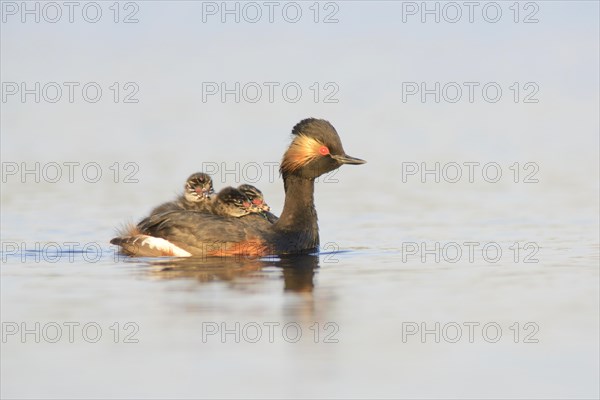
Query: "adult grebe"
110 118 365 257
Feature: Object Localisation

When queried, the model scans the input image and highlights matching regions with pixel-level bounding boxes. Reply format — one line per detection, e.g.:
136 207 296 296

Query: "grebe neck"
275 174 319 238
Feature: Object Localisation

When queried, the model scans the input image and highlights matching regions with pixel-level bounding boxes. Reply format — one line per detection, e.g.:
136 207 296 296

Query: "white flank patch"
139 236 192 257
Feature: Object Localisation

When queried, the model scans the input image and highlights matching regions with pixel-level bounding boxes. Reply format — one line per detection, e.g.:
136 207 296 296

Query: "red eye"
243 202 250 208
252 199 262 205
319 146 330 156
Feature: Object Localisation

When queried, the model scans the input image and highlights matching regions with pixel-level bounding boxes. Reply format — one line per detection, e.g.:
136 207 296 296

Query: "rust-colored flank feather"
281 134 324 174
205 239 271 258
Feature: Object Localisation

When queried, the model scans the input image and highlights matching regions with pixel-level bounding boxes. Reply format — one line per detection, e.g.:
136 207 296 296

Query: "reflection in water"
145 254 319 293
144 254 320 321
278 255 317 293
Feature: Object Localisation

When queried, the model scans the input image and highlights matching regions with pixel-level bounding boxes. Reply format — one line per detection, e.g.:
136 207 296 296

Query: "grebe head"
214 187 261 217
238 184 271 212
184 172 214 202
280 118 366 179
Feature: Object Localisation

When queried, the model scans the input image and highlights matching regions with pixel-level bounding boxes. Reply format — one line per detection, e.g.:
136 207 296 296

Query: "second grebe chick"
238 184 279 223
150 172 214 215
211 187 261 218
238 184 269 211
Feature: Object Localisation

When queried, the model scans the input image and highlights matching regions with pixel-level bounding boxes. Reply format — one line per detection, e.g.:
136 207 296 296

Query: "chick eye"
319 146 330 156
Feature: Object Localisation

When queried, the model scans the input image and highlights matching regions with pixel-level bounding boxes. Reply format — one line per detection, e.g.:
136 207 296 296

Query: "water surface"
1 1 599 398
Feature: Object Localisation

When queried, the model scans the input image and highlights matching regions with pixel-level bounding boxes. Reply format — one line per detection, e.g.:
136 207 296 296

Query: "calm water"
2 167 598 398
2 1 599 398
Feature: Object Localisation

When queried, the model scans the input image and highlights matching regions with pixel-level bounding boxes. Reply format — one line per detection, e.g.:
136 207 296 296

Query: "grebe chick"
150 172 214 215
238 184 279 223
211 187 261 218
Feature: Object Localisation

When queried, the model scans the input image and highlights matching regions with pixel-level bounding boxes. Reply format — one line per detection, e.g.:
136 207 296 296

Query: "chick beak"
332 154 367 165
197 187 212 199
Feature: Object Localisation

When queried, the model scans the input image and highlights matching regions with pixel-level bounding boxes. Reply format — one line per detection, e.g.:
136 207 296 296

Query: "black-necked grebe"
111 118 365 257
150 172 214 215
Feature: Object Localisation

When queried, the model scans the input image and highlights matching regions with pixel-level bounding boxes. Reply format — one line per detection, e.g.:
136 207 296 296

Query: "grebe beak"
332 154 366 165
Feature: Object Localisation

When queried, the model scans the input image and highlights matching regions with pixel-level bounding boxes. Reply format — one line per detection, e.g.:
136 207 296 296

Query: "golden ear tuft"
281 135 324 174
